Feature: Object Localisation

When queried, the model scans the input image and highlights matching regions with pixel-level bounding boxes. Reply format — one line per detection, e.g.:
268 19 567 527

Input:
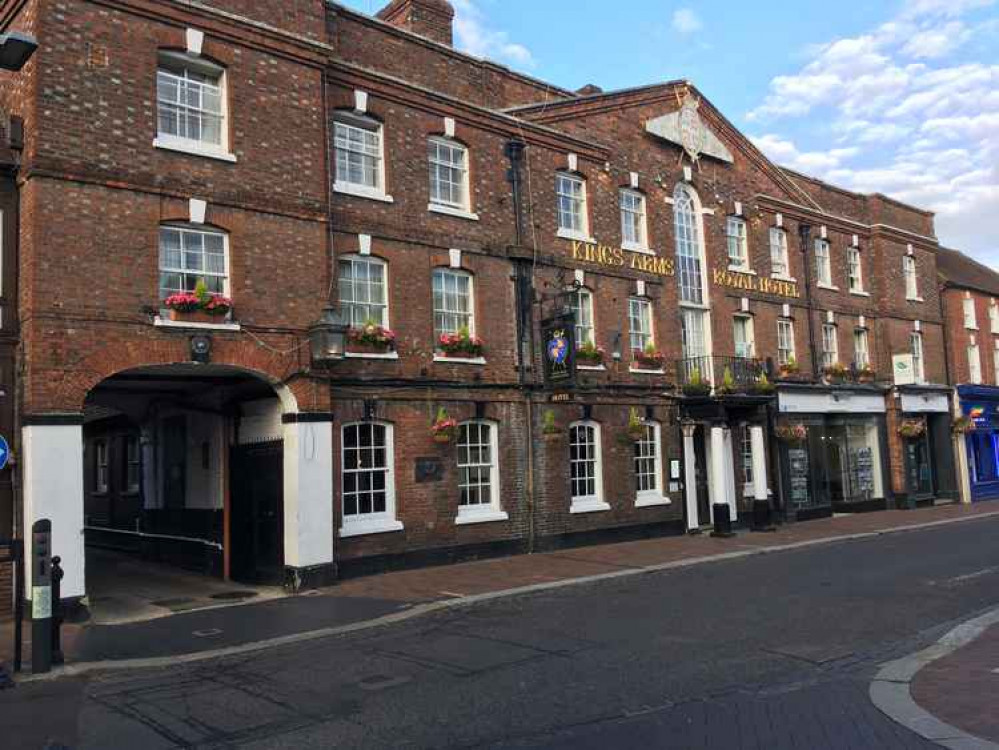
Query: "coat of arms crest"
678 93 706 162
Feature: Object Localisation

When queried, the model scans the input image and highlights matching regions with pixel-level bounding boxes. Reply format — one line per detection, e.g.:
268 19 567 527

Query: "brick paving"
910 621 999 744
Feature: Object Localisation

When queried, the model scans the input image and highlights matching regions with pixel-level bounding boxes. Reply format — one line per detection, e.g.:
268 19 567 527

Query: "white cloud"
746 1 999 263
451 0 534 67
671 8 702 34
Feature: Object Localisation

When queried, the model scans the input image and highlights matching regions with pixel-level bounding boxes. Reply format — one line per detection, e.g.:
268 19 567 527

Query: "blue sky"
339 0 999 267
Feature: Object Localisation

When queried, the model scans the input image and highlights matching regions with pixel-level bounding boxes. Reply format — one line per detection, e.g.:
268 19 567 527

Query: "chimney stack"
377 0 455 47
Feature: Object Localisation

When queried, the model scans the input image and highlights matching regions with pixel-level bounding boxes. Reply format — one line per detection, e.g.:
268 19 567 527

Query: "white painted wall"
184 412 224 510
22 424 86 599
283 420 334 569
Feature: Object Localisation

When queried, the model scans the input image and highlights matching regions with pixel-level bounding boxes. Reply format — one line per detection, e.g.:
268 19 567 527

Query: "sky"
339 0 999 268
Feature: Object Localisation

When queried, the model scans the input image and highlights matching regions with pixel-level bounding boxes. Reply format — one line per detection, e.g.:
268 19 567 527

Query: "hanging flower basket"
438 327 484 358
576 341 606 366
898 418 926 440
775 423 808 444
626 407 646 441
347 322 397 354
952 416 976 435
430 407 457 444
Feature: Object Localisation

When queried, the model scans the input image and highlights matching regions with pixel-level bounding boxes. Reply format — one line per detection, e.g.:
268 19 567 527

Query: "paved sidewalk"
4 501 999 674
911 621 999 745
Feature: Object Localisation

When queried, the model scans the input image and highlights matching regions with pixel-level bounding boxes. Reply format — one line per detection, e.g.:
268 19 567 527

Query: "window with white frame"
969 343 983 384
457 421 502 518
903 255 919 300
822 323 839 368
629 297 654 355
964 296 978 329
911 332 925 383
634 421 662 501
333 115 385 195
848 247 864 293
556 172 588 238
432 268 474 338
428 137 470 211
814 239 833 286
681 308 707 360
990 301 999 333
339 256 388 328
733 316 755 359
777 319 795 366
674 184 706 305
156 53 226 153
125 436 140 494
620 190 648 250
853 328 870 369
726 217 749 270
341 422 395 527
770 227 789 278
740 426 754 488
568 288 595 347
569 421 603 507
159 225 228 302
95 440 109 494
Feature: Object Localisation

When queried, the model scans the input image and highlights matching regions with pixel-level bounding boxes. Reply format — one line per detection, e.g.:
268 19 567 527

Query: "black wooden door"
694 426 711 525
230 441 283 584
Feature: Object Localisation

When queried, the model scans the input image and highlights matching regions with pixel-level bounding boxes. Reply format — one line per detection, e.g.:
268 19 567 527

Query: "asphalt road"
5 516 999 749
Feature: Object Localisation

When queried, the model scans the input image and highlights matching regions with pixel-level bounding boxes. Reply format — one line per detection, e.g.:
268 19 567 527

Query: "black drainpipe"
798 224 818 380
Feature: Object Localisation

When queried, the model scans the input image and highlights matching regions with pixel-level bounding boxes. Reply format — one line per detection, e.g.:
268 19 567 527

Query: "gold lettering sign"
712 268 801 299
570 241 675 278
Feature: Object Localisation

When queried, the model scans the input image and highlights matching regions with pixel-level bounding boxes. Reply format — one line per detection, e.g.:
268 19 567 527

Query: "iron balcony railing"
675 355 772 394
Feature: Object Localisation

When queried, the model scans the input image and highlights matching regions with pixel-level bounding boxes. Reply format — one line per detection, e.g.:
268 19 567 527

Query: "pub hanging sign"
542 313 576 387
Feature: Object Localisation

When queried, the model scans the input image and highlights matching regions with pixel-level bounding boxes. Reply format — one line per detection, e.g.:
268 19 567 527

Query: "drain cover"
209 591 258 601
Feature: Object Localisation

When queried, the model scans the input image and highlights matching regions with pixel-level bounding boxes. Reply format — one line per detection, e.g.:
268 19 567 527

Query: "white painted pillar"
721 426 738 521
751 425 769 501
955 434 972 505
682 423 699 530
282 418 334 572
22 422 86 599
710 425 728 523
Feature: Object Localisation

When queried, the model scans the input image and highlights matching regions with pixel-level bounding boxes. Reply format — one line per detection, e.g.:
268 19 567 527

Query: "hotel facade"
0 0 962 610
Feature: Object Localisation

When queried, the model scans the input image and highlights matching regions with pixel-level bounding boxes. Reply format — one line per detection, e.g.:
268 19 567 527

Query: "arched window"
674 184 706 305
159 224 229 303
569 420 607 513
339 255 388 328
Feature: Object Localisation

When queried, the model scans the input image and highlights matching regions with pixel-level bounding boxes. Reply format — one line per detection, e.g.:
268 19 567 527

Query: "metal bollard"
710 503 736 538
51 556 64 666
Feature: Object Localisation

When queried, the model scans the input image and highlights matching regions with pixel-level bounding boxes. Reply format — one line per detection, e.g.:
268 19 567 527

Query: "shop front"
957 385 999 502
775 386 889 520
896 386 958 507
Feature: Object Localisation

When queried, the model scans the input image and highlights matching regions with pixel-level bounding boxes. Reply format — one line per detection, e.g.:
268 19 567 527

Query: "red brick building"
0 0 961 611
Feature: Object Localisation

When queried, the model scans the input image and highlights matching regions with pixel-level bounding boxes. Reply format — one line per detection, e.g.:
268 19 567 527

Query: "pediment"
645 94 733 164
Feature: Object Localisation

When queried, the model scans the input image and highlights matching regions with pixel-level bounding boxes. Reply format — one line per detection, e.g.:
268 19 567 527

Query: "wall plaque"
415 457 444 483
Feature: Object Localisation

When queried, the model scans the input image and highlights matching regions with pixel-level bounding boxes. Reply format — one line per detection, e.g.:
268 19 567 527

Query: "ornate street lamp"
308 305 348 365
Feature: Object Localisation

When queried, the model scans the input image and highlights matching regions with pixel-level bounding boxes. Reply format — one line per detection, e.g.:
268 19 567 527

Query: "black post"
30 519 52 674
12 539 23 673
798 224 818 380
51 556 64 665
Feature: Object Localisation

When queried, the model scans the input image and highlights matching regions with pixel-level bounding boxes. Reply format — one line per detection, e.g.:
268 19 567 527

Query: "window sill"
622 241 653 254
771 273 797 283
334 182 395 203
339 519 405 538
345 350 400 361
570 498 611 514
428 203 480 221
907 296 925 303
455 509 509 526
816 282 839 291
630 366 666 375
433 355 486 365
635 494 672 508
153 137 237 163
728 265 755 275
965 325 979 331
154 316 241 332
577 364 606 372
557 228 596 243
849 289 871 297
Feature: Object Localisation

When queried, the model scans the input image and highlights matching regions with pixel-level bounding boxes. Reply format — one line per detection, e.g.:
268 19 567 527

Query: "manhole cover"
209 591 258 601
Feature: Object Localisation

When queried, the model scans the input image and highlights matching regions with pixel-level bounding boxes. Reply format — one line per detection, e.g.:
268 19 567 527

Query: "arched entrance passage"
22 362 334 605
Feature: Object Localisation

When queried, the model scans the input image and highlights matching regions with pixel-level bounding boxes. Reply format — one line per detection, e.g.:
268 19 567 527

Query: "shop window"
341 422 398 533
674 184 706 305
853 328 870 369
911 332 925 383
769 227 789 278
634 421 664 505
733 316 755 359
125 436 140 494
822 323 839 368
95 440 109 494
333 113 388 200
428 137 470 212
777 319 795 366
456 421 505 523
339 255 388 329
814 239 833 287
568 287 595 347
556 172 589 240
569 421 606 512
159 225 228 303
903 255 919 300
726 217 749 271
629 297 654 356
156 52 230 159
432 268 474 338
848 247 864 293
620 190 648 251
